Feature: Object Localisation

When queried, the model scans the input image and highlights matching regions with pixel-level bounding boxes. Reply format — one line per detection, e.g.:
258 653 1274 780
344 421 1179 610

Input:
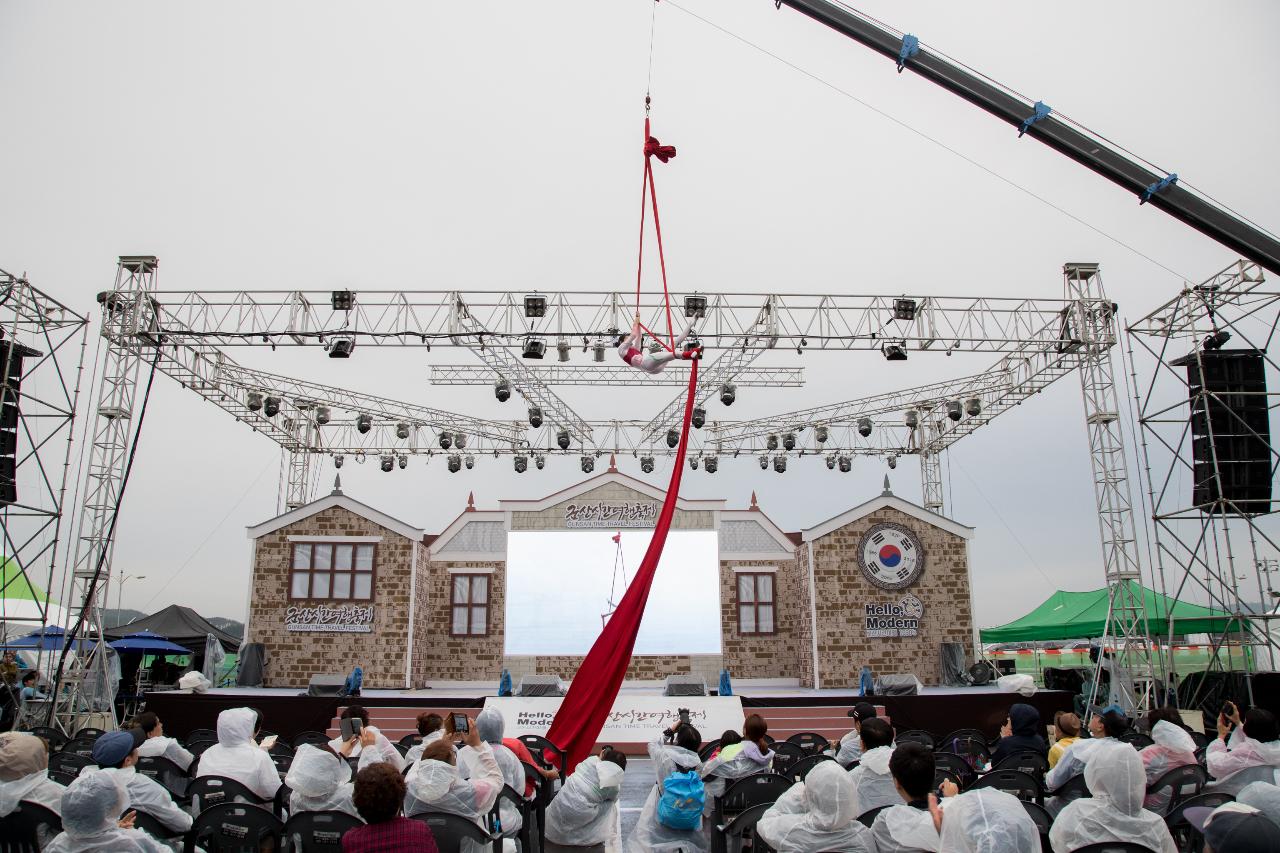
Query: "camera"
678 708 691 726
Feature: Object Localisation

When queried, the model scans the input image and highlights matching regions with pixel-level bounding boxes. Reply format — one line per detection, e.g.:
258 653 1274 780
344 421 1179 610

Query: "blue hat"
90 729 145 768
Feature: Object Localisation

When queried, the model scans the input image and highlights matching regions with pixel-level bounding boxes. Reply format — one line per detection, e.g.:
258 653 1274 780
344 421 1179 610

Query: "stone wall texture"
719 558 805 679
416 561 506 684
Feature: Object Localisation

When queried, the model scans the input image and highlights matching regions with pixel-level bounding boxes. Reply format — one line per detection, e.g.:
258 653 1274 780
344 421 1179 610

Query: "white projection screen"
504 530 721 655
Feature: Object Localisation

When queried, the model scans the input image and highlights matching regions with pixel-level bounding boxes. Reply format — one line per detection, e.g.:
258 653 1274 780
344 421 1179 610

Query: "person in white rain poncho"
1206 707 1280 795
44 770 169 853
846 718 900 818
0 732 65 849
457 709 524 840
935 788 1041 853
756 761 873 853
1139 712 1198 813
544 748 627 852
405 716 505 853
628 721 708 853
404 712 447 765
326 705 405 772
1049 741 1177 853
194 707 281 800
1236 781 1280 827
1044 706 1128 815
830 702 878 768
285 733 386 819
132 713 195 772
868 743 942 853
700 714 775 815
87 729 192 839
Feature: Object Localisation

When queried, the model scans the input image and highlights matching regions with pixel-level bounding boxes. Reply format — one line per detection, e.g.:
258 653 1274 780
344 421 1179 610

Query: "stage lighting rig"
380 455 394 472
331 290 354 311
758 455 768 470
454 433 467 449
593 342 606 363
666 429 679 449
826 455 836 470
438 431 452 449
893 298 917 321
464 454 475 470
773 456 787 473
692 407 706 429
528 406 543 428
264 396 281 417
494 378 511 402
881 340 908 361
839 456 852 473
447 454 461 473
965 397 982 417
705 456 718 473
858 417 873 437
1203 329 1232 350
640 456 655 473
581 455 594 473
316 406 330 425
905 409 919 428
815 424 828 444
534 454 545 470
334 454 344 469
720 382 736 406
246 391 263 412
557 339 571 362
398 454 407 469
766 434 779 451
524 293 547 318
947 401 963 421
689 457 699 470
782 432 796 451
328 336 355 359
522 336 546 360
684 293 707 318
888 455 898 469
557 430 570 450
396 422 411 439
514 455 528 473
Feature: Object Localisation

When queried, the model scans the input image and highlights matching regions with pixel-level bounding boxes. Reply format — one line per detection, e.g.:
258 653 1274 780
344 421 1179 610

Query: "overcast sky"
2 1 1277 632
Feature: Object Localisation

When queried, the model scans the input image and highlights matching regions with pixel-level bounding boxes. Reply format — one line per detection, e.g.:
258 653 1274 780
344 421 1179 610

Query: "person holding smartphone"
404 715 505 853
327 705 404 772
1207 703 1280 795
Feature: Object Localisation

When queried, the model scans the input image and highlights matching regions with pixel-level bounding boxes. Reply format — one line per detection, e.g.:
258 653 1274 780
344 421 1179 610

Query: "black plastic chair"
268 741 295 760
1120 732 1155 750
969 769 1044 804
941 732 992 768
785 731 830 755
769 741 806 775
896 729 936 750
1165 790 1234 852
187 775 271 814
74 726 107 739
129 808 186 841
857 804 892 827
1146 763 1207 815
1021 799 1052 852
186 802 284 853
397 732 424 750
60 736 97 758
185 728 218 744
0 801 62 853
1072 844 1159 852
284 809 364 853
522 761 553 842
517 734 563 770
185 738 218 756
715 801 772 853
715 772 793 825
1188 730 1210 751
992 750 1050 779
136 754 192 803
787 753 833 782
934 767 962 790
411 811 496 853
698 739 722 762
27 726 68 752
490 783 532 852
392 741 411 757
48 750 93 781
292 730 331 748
932 751 978 789
1050 771 1092 800
941 727 992 747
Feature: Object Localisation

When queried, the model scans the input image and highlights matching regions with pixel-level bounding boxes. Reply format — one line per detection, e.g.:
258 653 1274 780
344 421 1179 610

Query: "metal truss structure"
1126 260 1280 709
429 364 805 387
0 271 88 644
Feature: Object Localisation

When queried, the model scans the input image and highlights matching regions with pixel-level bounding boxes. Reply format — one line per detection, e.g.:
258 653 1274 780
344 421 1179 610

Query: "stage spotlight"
640 456 655 474
396 422 411 439
264 396 281 417
380 455 394 472
893 298 917 321
705 456 718 473
514 455 528 473
858 417 873 437
965 397 982 417
522 336 546 360
782 432 796 451
357 413 373 434
905 409 919 428
398 454 408 469
839 455 852 473
684 293 707 318
528 406 543 428
759 455 769 470
593 341 606 362
881 341 908 361
447 454 461 473
331 290 354 311
495 378 511 402
316 406 330 425
720 382 736 406
766 434 779 451
328 336 355 359
557 430 570 450
826 455 836 470
666 429 679 449
689 457 699 470
464 454 475 470
581 455 594 473
246 391 263 412
535 454 545 470
334 454 344 469
692 407 706 429
438 431 452 450
773 456 787 473
524 293 547 318
815 425 828 444
888 455 898 469
454 433 467 449
947 400 963 421
1203 329 1232 350
557 338 571 362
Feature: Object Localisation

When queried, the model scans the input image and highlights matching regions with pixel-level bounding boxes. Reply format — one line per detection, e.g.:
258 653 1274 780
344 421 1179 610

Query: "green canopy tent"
980 580 1247 643
0 559 68 632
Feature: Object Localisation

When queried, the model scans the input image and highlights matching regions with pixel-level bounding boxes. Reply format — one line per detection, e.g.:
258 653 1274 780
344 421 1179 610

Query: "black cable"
46 345 162 723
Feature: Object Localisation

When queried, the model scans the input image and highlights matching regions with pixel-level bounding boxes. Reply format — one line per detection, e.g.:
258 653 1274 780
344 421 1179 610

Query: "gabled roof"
498 469 724 513
246 486 425 542
801 487 973 542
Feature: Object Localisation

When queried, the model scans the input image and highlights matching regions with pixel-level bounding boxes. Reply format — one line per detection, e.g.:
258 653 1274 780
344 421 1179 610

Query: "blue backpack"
657 770 705 830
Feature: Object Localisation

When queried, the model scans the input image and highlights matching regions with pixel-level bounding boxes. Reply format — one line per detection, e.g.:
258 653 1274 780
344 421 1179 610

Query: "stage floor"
154 683 1022 699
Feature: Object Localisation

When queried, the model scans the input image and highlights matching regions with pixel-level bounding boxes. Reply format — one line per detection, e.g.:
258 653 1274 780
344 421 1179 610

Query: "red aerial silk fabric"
545 357 700 772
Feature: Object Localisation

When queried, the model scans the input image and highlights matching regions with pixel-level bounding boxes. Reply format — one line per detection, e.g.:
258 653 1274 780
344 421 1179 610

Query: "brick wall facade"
719 558 805 679
415 560 506 684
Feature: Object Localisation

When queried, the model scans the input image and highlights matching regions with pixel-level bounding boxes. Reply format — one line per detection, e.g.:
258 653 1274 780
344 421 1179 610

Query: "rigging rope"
635 103 679 354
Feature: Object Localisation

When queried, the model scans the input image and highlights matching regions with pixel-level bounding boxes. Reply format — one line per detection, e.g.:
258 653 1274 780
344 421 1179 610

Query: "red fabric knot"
644 135 676 163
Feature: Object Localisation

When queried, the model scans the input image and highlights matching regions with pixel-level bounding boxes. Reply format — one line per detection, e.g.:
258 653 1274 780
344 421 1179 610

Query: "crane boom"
777 0 1280 274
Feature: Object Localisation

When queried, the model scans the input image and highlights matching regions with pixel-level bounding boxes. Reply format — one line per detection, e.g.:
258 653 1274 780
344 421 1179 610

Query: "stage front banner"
483 695 744 745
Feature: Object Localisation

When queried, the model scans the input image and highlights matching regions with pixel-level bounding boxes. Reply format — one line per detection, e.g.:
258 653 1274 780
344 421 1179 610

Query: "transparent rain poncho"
1139 720 1197 813
869 804 940 853
1048 741 1177 853
848 745 902 817
285 744 360 818
544 755 624 850
194 707 281 800
405 744 503 853
628 737 708 852
1237 781 1280 827
755 761 874 853
44 770 169 853
937 788 1042 853
458 709 523 837
0 732 65 848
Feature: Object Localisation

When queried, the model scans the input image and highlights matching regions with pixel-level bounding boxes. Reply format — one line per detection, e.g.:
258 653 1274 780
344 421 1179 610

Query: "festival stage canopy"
105 604 238 653
0 559 69 634
980 581 1247 643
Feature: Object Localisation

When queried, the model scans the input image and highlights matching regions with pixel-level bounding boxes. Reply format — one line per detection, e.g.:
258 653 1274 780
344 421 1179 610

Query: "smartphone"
340 717 364 740
451 713 469 734
1222 701 1236 718
258 734 278 750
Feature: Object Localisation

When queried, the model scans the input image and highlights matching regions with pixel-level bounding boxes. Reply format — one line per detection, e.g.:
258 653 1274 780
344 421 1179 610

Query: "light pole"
115 574 147 626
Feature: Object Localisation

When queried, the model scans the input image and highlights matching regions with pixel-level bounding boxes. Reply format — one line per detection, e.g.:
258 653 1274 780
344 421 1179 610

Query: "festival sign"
564 501 659 528
864 594 924 638
285 603 376 633
483 695 744 745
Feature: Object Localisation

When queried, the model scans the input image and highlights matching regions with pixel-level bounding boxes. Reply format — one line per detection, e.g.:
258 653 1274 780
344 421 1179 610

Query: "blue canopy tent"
107 631 192 655
2 625 96 652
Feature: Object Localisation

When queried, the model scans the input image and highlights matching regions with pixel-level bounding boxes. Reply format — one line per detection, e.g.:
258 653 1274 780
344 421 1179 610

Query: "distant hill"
208 618 244 640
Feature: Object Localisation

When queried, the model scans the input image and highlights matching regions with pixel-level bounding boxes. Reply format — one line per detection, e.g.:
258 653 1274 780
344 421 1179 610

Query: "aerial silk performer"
617 316 699 374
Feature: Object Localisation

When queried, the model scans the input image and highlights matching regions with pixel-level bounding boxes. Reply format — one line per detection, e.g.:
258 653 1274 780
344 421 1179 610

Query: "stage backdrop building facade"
243 468 975 689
